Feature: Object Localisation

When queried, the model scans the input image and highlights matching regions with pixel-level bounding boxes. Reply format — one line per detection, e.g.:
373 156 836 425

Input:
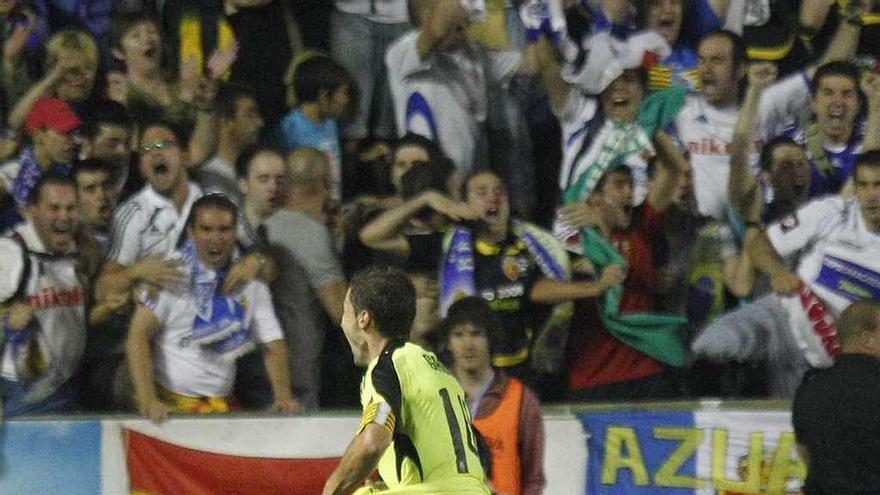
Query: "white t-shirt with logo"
674 72 811 219
0 222 86 385
767 196 880 315
144 279 283 397
107 182 203 266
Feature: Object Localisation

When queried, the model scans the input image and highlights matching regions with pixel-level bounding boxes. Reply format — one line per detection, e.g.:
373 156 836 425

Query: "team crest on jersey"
502 254 527 281
780 214 799 233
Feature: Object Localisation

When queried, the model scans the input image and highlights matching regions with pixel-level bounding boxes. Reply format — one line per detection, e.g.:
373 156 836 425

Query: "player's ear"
357 310 371 331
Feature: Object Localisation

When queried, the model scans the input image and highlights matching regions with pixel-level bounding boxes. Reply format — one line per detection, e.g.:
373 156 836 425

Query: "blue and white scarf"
180 241 254 361
12 147 72 206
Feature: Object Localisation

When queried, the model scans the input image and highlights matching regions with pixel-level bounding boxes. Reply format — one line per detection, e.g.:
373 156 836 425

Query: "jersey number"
439 388 479 474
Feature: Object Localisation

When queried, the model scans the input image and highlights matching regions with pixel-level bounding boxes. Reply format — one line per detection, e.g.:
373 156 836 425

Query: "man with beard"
197 87 265 204
693 151 880 397
0 174 94 415
439 170 625 388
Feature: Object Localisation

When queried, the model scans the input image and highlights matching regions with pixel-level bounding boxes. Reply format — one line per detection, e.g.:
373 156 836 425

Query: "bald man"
792 301 880 495
260 146 347 409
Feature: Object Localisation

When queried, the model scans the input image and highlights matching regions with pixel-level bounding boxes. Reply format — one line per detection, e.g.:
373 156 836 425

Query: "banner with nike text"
578 410 805 495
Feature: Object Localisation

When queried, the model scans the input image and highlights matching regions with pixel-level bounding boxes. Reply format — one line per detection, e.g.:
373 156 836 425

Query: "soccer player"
323 266 490 495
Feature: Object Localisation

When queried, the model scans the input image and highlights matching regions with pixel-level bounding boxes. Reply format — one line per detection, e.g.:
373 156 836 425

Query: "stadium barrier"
0 400 802 494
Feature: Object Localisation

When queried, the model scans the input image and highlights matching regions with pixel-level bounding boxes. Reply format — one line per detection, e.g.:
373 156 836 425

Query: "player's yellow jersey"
359 341 489 494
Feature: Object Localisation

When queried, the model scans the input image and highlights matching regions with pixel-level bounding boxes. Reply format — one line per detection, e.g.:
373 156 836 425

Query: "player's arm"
323 422 393 495
862 73 880 151
126 303 171 424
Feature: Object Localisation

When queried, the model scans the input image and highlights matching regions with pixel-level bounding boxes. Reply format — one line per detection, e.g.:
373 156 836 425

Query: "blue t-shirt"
278 108 342 199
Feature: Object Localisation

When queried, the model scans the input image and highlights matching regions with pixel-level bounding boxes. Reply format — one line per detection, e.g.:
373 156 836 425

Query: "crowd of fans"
1 0 879 426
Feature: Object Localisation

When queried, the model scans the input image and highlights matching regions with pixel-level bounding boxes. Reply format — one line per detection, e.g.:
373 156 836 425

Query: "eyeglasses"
141 139 177 153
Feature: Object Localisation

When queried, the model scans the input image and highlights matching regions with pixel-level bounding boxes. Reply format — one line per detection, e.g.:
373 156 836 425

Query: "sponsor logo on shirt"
815 255 880 301
27 286 83 310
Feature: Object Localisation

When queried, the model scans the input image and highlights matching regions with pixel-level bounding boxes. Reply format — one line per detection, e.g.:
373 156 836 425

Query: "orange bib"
473 378 523 495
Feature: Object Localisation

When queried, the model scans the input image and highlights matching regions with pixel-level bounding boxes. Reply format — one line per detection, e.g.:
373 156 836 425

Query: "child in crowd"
279 54 353 201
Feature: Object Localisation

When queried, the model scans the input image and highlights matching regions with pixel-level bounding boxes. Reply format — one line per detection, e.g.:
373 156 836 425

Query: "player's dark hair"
29 173 77 205
701 29 748 70
235 144 284 179
349 266 416 340
401 157 456 199
186 193 239 228
394 133 444 163
758 136 801 173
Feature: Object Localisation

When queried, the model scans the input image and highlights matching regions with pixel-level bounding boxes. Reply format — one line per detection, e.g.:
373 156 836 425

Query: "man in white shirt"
386 0 525 171
693 151 880 396
0 175 90 416
95 121 202 303
126 194 299 422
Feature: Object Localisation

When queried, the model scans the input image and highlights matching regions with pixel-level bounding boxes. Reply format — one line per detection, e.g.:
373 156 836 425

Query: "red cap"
24 98 81 135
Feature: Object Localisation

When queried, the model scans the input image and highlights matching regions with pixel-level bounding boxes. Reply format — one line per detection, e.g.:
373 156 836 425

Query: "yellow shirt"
359 342 489 494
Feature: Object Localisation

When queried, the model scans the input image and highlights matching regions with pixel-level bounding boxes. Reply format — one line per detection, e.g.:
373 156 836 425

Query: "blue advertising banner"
578 409 805 495
0 419 102 494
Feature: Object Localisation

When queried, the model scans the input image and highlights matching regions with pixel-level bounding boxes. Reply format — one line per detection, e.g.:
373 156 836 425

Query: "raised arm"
862 72 880 151
416 0 469 58
647 130 689 213
359 190 477 256
729 62 777 215
808 0 865 78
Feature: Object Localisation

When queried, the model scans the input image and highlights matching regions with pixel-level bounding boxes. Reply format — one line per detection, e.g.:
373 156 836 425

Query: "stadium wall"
0 400 801 494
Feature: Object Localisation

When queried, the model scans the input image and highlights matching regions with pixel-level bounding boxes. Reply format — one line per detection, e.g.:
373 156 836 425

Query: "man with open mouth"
0 174 94 416
693 150 880 397
438 171 625 390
